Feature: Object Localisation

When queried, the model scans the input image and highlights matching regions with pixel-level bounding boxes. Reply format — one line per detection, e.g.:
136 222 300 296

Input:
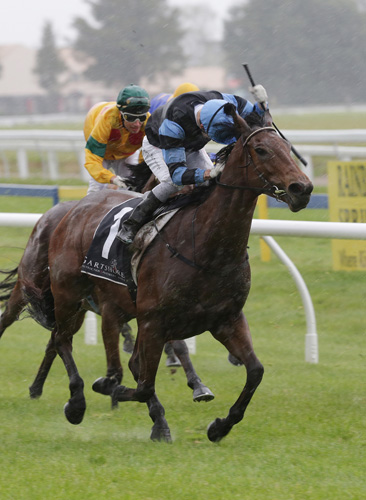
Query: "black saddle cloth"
81 198 141 301
81 185 213 302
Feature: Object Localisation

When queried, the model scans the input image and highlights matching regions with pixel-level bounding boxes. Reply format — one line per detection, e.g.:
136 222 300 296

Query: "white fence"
1 211 366 364
1 129 366 183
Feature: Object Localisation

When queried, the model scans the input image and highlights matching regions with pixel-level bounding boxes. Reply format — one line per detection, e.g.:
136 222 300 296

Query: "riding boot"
116 191 161 245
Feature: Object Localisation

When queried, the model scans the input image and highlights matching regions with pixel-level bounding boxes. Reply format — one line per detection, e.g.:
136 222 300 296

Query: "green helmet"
116 84 150 114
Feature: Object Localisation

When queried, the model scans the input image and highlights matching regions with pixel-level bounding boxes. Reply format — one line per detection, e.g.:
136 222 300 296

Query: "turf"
0 195 365 499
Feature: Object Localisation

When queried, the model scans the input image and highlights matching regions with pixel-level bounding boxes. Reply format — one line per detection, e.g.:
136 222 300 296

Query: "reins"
215 126 287 199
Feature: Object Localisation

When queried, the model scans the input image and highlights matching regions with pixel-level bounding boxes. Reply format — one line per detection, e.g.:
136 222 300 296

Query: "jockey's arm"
84 112 116 184
84 145 115 184
164 147 207 186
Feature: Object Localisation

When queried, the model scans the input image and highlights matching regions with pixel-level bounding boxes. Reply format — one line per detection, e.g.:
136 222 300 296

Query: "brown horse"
0 200 213 404
26 109 313 442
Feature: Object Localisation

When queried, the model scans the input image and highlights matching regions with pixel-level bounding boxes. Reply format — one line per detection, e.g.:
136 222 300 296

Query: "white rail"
1 129 366 182
1 212 365 238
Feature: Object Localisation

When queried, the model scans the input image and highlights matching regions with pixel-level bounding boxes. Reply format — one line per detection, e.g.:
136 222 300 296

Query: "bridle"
215 126 287 200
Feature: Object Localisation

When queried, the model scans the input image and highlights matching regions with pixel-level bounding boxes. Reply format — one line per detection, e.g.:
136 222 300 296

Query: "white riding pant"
142 135 212 202
87 152 139 195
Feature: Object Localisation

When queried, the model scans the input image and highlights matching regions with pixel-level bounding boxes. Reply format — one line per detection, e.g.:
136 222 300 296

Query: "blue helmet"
200 99 237 145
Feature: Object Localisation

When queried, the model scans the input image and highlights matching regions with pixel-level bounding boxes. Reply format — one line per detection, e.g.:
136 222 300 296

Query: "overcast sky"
0 0 239 48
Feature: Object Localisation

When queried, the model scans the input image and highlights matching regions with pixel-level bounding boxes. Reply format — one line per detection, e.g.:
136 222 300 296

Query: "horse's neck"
196 181 258 264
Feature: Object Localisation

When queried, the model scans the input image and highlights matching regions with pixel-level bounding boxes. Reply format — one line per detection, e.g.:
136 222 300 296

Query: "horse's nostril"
289 182 313 195
288 183 303 194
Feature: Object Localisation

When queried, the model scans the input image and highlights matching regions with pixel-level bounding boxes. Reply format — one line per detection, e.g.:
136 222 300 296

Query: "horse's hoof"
193 386 215 402
165 354 182 367
64 401 86 425
122 336 135 355
228 353 244 366
29 386 42 399
207 418 231 443
92 377 118 396
150 427 172 443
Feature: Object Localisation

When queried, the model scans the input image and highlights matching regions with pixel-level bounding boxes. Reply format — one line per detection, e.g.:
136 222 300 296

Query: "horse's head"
219 107 313 212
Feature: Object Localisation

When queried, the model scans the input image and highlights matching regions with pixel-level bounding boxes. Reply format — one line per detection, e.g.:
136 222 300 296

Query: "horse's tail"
23 278 56 331
0 267 19 303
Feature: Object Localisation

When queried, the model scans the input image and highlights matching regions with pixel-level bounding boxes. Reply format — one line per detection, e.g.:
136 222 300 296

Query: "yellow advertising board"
328 161 366 271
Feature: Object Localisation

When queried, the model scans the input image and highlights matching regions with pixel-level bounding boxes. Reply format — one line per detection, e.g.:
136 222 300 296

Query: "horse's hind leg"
28 331 60 398
121 322 135 354
164 342 181 367
207 312 264 443
54 309 87 425
92 306 124 409
168 340 214 402
51 286 88 424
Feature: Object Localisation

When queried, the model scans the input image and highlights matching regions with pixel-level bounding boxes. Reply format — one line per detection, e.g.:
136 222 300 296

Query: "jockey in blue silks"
117 85 268 245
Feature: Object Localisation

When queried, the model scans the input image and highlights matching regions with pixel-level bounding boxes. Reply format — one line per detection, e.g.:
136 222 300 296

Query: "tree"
72 0 185 86
222 0 366 105
33 21 66 94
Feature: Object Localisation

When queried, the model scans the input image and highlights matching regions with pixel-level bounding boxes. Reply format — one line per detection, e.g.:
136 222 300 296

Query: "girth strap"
153 220 203 270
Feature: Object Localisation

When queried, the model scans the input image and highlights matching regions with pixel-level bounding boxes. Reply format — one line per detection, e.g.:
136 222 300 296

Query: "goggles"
121 111 147 123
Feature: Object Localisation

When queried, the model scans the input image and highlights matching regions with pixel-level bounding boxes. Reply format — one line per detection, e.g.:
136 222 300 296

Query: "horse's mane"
245 110 265 128
215 144 235 165
156 183 215 215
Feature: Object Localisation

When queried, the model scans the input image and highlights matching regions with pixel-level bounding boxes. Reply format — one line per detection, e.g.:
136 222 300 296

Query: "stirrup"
116 225 137 245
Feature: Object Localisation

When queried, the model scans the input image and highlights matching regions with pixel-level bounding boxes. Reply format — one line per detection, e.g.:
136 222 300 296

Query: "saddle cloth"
81 198 179 301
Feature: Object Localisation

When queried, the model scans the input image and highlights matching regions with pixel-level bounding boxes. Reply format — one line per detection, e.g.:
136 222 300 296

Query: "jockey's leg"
117 137 177 245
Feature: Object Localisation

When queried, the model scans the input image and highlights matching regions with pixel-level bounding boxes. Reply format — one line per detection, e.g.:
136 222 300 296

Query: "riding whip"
242 63 308 167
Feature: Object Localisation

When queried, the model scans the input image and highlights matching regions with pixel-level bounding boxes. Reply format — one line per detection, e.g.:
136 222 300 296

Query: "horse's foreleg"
112 326 172 442
207 312 264 443
169 340 214 402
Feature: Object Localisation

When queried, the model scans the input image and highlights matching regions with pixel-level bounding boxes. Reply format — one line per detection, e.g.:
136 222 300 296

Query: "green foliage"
223 0 366 105
72 0 186 86
33 21 67 94
0 198 365 499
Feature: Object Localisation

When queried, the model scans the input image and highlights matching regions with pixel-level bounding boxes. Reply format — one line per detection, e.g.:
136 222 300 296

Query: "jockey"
117 85 268 245
149 82 200 114
83 84 150 194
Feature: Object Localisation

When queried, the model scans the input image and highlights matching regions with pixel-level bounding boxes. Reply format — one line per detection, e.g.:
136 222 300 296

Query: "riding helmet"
116 84 150 114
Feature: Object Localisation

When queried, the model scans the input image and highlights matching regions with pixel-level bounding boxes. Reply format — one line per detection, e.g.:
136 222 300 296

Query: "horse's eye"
254 147 267 156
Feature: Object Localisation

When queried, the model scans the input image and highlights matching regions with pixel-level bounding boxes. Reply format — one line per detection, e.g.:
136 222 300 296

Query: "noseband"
215 126 287 199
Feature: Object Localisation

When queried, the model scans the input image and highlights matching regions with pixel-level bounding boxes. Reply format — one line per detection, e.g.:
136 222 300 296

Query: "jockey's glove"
208 162 225 179
111 175 129 189
249 84 268 108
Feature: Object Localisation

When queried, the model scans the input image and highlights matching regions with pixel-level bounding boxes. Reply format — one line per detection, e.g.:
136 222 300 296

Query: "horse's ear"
264 109 273 126
223 103 251 138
